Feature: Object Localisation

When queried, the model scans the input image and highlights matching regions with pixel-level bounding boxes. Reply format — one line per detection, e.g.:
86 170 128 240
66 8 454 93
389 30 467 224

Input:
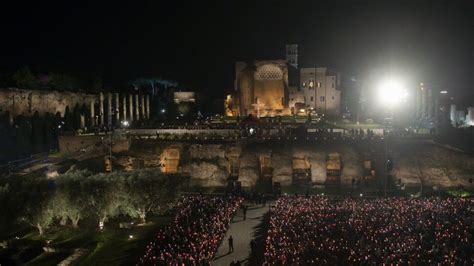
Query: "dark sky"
1 0 473 98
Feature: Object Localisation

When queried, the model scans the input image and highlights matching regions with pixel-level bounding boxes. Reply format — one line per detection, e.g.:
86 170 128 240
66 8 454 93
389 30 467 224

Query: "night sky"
1 0 473 99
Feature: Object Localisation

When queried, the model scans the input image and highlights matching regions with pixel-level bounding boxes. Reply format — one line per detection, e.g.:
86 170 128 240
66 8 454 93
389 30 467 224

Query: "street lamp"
121 120 130 128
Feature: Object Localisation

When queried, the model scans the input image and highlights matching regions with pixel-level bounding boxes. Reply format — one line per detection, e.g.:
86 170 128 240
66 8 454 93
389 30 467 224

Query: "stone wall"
115 139 474 189
58 135 103 156
0 88 150 128
0 88 96 117
123 141 364 187
392 143 474 188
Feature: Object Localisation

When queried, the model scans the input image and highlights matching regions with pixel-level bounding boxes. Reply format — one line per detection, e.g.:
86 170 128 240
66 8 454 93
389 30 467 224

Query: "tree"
64 106 74 131
129 78 178 95
80 173 121 228
18 177 55 236
31 111 45 153
50 189 70 226
12 66 39 89
55 170 92 227
73 104 81 131
15 115 33 157
50 73 81 91
43 112 54 152
121 171 184 223
0 183 11 228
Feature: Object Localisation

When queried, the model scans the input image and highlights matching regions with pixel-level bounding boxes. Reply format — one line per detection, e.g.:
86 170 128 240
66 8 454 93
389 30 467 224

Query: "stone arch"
292 152 311 184
160 146 181 173
258 151 273 185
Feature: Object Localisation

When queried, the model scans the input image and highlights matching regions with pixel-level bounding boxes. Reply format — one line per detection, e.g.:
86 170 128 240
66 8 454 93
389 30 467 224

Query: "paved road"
213 204 269 266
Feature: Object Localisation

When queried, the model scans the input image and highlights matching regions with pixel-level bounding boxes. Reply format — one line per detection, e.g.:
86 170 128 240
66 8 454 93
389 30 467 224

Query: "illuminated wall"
234 60 289 116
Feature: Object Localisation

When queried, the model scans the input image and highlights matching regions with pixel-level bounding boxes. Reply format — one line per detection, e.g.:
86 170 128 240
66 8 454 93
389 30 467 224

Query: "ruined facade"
230 60 290 117
227 62 342 117
0 88 151 128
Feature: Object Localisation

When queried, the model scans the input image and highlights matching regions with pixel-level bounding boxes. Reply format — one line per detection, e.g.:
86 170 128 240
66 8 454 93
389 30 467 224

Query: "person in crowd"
243 205 248 221
228 235 234 253
139 195 242 265
264 196 473 265
250 238 257 255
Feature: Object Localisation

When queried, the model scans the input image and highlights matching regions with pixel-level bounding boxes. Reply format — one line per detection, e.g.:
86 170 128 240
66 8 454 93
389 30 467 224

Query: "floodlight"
377 78 408 106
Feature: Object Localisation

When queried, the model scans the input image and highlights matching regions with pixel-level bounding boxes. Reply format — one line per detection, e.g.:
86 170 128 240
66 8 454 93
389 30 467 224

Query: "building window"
310 96 314 101
304 96 306 102
309 80 314 88
332 96 335 100
302 82 306 87
291 98 294 102
320 96 325 102
332 83 334 88
318 82 322 88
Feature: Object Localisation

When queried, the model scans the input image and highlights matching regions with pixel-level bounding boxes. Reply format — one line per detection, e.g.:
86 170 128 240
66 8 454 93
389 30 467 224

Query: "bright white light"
161 109 166 113
121 120 130 127
129 235 134 239
359 193 363 197
377 79 408 106
440 90 448 94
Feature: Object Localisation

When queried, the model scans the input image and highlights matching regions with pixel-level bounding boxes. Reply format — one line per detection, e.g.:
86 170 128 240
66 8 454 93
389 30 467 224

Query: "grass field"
0 216 170 266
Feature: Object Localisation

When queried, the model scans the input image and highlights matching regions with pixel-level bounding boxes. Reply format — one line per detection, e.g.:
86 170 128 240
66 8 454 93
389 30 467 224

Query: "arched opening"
226 146 241 181
160 147 180 173
292 154 311 184
259 153 273 185
326 153 341 184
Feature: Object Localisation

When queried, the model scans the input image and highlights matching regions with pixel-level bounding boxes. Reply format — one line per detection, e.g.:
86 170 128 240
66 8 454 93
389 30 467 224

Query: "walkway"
213 203 269 265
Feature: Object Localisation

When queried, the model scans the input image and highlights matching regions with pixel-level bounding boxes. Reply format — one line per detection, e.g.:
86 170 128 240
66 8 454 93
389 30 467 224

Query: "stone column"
115 93 120 123
122 94 127 121
80 114 85 129
146 94 150 119
107 92 112 126
135 94 140 121
99 92 104 126
129 94 134 122
90 100 95 127
141 94 146 120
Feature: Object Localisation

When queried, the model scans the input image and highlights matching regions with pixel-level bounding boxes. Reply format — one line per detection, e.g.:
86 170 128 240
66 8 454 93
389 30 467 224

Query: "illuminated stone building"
289 67 341 116
231 60 290 117
226 58 341 117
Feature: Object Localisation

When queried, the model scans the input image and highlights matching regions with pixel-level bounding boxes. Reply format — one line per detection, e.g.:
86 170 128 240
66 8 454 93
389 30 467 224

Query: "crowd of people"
264 196 473 265
139 195 242 265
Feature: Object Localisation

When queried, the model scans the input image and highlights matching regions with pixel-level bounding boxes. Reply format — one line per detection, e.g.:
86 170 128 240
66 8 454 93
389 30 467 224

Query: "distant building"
231 60 290 117
449 104 474 127
286 44 298 69
173 91 196 104
289 67 341 116
227 45 341 117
